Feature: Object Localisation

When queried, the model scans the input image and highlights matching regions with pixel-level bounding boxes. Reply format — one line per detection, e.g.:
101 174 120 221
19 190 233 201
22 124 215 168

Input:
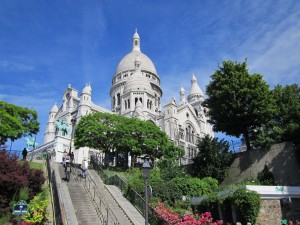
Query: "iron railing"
90 155 169 225
71 163 121 225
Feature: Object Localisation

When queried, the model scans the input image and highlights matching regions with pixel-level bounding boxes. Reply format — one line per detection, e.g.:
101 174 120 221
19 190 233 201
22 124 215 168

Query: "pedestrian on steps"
81 159 88 178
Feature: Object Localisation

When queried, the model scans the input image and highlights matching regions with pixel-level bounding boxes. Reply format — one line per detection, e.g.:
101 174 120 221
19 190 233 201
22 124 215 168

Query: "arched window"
192 131 194 144
135 97 138 105
185 128 188 141
128 99 130 109
117 93 120 105
135 40 138 46
113 96 115 107
147 99 150 108
188 126 191 142
139 97 142 104
125 100 127 109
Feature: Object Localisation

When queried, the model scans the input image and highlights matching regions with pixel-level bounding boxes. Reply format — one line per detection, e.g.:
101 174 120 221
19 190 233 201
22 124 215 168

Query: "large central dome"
115 30 158 75
116 51 157 75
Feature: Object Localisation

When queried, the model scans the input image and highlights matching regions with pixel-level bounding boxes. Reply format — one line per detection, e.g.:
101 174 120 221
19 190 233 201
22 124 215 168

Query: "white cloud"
0 60 34 72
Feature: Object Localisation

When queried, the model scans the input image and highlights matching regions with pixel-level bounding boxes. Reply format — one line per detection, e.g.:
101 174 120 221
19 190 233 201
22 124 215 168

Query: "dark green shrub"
196 194 219 219
232 188 261 224
154 179 182 206
257 165 275 185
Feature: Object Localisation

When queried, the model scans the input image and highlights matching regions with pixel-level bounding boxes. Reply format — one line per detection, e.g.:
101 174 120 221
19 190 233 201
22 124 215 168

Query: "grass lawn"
19 160 44 170
29 161 44 170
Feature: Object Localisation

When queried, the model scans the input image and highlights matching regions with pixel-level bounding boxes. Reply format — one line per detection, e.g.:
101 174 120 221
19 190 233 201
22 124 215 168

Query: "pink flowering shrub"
155 202 223 225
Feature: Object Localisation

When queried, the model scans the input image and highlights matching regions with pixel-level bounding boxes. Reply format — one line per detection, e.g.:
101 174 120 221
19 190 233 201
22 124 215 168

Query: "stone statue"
54 120 71 136
25 137 38 149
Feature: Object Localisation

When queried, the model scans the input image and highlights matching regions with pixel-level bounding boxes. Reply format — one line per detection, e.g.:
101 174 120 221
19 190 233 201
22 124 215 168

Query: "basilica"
41 30 213 165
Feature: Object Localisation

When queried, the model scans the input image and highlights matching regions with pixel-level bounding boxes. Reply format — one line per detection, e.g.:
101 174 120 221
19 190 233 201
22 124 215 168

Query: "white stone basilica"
39 30 213 165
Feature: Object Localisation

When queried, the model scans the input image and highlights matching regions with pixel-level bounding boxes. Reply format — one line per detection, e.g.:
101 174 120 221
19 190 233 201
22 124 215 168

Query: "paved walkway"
53 162 144 225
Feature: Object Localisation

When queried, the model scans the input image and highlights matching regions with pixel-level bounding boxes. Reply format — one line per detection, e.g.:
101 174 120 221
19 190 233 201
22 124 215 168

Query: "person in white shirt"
81 159 88 178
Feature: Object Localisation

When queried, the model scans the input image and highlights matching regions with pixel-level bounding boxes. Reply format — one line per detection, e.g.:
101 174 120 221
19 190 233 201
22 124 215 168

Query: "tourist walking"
22 148 27 160
81 159 88 178
63 150 67 167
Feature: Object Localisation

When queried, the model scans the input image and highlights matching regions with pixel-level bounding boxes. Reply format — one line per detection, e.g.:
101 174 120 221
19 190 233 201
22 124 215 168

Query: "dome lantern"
132 29 141 52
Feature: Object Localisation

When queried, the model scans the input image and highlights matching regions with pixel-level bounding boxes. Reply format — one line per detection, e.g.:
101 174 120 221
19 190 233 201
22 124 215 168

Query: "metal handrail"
71 163 121 225
90 155 169 225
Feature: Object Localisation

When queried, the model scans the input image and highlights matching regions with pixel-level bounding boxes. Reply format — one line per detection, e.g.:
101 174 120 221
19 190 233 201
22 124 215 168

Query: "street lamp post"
141 159 151 225
69 116 76 155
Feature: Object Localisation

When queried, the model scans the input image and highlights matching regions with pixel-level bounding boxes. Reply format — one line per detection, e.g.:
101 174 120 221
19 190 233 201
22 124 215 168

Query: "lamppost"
69 116 76 155
141 159 151 225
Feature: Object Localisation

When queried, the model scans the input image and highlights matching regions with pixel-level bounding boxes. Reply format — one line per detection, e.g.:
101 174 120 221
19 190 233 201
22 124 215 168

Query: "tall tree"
204 60 275 150
192 135 233 183
74 112 172 163
0 101 39 145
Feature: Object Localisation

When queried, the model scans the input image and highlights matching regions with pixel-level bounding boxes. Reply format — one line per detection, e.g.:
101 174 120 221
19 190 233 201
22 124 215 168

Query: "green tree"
74 112 172 164
192 135 233 183
0 101 39 145
251 84 300 149
204 60 275 150
272 84 300 142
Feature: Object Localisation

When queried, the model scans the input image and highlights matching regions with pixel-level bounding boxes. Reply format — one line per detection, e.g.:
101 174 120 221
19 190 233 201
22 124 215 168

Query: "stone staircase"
57 163 136 225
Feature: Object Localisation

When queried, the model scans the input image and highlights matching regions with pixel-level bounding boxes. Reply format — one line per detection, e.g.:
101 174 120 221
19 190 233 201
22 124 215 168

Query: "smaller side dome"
82 83 92 95
51 103 58 113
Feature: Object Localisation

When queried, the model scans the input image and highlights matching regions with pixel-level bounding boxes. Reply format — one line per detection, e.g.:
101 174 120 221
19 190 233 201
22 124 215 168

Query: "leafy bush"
154 179 183 206
172 177 218 197
0 151 45 217
23 188 49 224
232 188 260 225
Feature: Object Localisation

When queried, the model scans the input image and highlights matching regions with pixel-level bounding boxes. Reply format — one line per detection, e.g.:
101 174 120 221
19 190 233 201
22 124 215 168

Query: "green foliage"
272 84 300 142
0 151 45 217
155 179 183 206
172 177 218 197
192 135 233 183
241 177 260 185
251 125 284 149
75 112 172 161
204 60 275 150
232 188 261 225
125 168 145 195
23 188 49 224
257 165 275 185
19 187 30 202
0 101 39 144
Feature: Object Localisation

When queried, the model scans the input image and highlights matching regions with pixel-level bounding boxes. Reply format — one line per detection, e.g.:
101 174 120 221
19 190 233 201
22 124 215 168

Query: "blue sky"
1 0 300 150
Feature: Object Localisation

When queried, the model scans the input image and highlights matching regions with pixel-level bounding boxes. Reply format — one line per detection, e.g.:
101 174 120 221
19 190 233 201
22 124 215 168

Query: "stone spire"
188 74 204 97
180 86 186 103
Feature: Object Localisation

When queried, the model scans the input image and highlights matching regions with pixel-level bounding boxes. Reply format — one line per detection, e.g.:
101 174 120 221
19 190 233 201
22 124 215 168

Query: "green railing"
90 155 169 225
